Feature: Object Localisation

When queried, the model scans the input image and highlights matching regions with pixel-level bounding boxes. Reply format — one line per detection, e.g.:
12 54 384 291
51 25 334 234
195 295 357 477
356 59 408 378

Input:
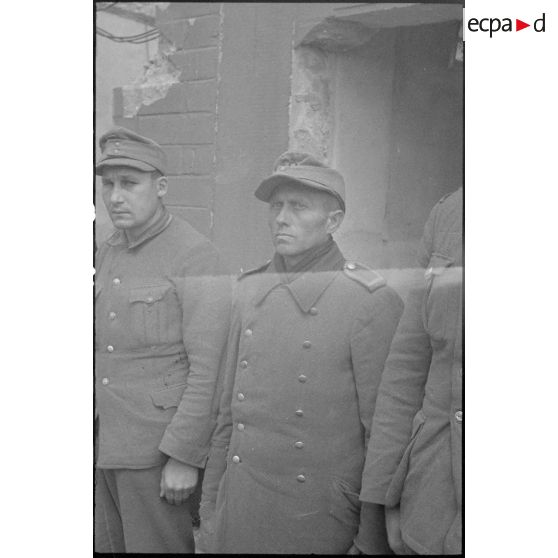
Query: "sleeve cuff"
159 434 209 469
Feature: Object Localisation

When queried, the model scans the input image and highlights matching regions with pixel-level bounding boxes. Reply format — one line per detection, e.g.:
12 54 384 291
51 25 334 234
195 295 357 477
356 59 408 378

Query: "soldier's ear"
156 176 168 198
326 209 344 234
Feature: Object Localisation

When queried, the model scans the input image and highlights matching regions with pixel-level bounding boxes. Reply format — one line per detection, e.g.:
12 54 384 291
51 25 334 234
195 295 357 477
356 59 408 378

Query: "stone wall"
112 2 222 238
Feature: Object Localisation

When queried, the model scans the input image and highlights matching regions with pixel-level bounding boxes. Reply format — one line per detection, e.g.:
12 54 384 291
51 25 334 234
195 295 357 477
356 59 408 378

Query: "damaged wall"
95 9 160 245
112 2 222 239
289 46 333 161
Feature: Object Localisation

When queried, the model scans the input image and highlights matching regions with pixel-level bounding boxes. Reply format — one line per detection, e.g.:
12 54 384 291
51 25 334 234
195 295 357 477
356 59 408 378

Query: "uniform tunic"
95 209 230 470
200 241 403 554
360 189 463 554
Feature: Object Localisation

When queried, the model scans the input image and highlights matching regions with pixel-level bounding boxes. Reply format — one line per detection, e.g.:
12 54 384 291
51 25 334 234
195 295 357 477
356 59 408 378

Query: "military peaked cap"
95 127 167 175
255 151 345 211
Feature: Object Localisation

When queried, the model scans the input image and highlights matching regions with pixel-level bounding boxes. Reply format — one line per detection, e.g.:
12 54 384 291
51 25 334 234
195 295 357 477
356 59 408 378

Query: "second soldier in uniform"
199 152 404 554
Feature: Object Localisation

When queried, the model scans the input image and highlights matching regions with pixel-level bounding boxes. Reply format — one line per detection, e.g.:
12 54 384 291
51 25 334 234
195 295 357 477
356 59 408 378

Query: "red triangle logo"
516 19 530 31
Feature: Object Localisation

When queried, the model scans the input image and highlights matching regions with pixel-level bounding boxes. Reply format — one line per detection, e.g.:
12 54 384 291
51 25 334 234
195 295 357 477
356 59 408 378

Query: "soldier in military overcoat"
357 188 463 554
198 152 403 554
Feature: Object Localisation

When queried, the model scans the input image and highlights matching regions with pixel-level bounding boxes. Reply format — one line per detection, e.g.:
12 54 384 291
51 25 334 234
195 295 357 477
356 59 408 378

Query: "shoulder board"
238 260 272 281
343 261 386 293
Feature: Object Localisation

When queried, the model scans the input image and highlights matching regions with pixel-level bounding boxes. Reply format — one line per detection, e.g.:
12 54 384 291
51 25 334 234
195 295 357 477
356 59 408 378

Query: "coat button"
101 378 109 385
245 328 253 336
239 360 248 369
108 311 116 320
237 393 245 401
455 410 463 422
302 341 311 349
346 262 356 270
107 345 114 352
237 423 245 431
295 409 304 417
232 455 241 464
309 307 318 316
112 277 121 286
146 296 154 304
296 474 306 483
298 374 307 383
294 441 304 449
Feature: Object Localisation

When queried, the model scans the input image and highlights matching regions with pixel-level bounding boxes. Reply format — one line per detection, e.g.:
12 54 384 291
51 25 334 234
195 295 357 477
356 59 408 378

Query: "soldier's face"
101 166 167 235
268 183 343 264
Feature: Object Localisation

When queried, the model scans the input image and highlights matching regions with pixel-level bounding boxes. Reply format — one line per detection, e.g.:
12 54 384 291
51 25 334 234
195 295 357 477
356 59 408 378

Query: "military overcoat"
360 189 463 554
200 245 403 554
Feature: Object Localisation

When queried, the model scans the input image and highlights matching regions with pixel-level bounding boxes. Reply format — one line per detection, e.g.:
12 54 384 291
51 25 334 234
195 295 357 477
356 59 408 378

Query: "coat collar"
106 207 173 249
251 241 345 313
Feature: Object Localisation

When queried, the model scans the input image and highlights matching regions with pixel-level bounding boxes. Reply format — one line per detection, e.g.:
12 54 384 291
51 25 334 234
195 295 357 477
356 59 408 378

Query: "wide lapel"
286 270 340 313
251 263 283 307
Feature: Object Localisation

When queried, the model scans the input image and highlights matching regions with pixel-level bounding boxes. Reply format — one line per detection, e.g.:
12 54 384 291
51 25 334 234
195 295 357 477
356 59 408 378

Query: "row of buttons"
108 278 120 325
237 377 307 403
235 422 305 448
109 278 121 327
230 456 306 483
106 277 118 352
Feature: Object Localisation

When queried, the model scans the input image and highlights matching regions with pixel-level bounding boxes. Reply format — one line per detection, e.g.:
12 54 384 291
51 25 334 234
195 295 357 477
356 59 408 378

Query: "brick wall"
113 3 221 238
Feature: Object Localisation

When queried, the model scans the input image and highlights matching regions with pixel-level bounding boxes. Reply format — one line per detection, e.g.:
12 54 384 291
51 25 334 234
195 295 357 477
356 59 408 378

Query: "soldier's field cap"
255 152 345 211
95 127 167 175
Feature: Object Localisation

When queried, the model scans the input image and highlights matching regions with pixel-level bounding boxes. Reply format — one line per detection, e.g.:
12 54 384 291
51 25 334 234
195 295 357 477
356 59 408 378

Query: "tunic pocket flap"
129 285 170 304
151 384 185 409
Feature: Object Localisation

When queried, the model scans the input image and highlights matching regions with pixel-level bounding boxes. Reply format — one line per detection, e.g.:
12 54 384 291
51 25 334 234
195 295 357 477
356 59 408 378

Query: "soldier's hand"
160 457 199 505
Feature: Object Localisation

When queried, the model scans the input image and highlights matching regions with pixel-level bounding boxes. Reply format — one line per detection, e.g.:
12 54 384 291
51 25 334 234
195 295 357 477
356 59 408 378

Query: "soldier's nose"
275 207 290 224
110 185 124 204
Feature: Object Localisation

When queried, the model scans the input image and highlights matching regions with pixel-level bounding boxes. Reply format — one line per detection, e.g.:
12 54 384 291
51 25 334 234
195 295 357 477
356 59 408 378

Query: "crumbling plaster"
289 47 333 161
122 51 181 118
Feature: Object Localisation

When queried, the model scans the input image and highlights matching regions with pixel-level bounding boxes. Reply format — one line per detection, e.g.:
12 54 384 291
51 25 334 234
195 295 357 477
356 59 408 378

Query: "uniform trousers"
94 465 194 553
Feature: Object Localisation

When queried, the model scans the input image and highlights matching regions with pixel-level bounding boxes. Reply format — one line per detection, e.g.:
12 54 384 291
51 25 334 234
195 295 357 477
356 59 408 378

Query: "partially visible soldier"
94 127 230 553
358 188 463 554
198 152 404 554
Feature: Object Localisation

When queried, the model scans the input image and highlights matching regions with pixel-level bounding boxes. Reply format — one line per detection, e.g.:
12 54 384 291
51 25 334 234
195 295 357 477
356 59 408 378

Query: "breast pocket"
129 284 171 346
423 253 462 342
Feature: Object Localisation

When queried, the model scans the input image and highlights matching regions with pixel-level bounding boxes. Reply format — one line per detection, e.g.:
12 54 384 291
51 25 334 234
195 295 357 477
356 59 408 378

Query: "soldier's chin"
111 214 134 228
275 243 298 256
